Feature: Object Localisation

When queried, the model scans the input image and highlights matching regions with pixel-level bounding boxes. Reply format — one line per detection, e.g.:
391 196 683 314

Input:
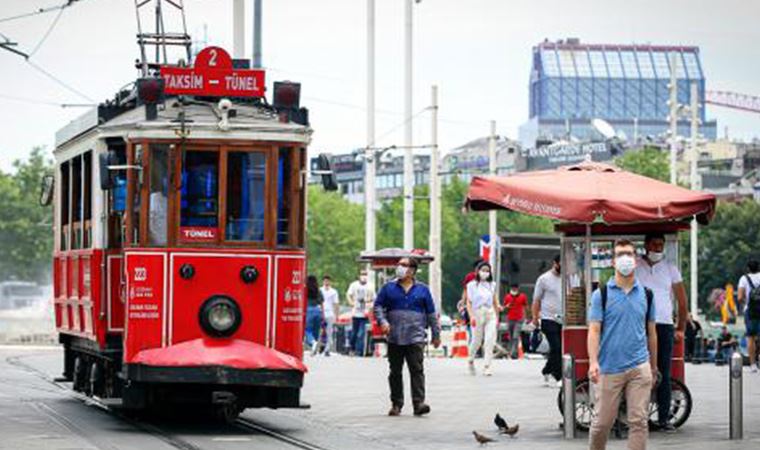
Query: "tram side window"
59 161 70 251
226 152 266 241
181 151 219 228
277 148 291 245
148 145 169 246
83 152 92 248
71 156 82 249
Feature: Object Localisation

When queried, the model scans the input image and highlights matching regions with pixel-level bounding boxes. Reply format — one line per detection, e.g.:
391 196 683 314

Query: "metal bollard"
729 352 743 440
562 354 576 439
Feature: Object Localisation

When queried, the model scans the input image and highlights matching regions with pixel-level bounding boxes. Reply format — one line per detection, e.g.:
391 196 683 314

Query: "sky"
0 0 759 171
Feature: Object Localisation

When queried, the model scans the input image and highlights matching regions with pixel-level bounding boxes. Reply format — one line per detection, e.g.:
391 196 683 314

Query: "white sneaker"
750 366 759 374
543 374 552 386
310 341 319 356
468 361 476 375
556 380 564 388
483 366 493 376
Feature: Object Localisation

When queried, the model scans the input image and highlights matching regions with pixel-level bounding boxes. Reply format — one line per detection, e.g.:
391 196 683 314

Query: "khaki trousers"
468 307 497 368
589 362 653 450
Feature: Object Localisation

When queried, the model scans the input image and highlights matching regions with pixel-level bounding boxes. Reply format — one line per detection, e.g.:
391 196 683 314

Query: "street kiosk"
466 160 716 430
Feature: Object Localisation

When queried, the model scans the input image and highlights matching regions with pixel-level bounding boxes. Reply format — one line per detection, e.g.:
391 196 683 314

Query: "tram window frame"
125 142 146 247
82 151 92 248
220 145 270 248
177 146 222 246
147 143 170 247
71 155 83 249
59 161 70 251
274 146 304 248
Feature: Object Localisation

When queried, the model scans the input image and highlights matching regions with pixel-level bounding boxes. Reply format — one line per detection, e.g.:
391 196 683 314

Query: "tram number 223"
134 267 148 282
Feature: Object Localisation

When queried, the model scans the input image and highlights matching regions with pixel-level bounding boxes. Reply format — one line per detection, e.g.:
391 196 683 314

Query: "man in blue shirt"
588 239 657 450
374 257 441 417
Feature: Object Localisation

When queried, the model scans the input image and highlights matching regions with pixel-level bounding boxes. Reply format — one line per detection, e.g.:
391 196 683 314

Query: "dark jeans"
656 324 674 426
387 342 425 408
350 317 368 355
541 319 562 381
304 305 322 348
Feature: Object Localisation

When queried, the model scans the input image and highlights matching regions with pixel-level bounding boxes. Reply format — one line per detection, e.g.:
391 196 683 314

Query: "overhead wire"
28 6 66 58
0 0 77 25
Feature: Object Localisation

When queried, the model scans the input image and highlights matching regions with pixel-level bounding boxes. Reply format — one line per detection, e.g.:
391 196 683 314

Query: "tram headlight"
199 296 242 338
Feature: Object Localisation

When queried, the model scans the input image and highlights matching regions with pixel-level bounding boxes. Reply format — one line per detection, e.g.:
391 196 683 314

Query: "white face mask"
359 275 368 283
510 289 519 296
615 255 636 277
648 251 664 263
395 265 407 279
479 270 490 281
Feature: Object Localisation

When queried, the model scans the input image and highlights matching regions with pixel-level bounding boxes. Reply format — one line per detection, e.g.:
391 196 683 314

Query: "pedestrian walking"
304 275 324 355
531 255 563 386
374 257 441 417
634 233 688 433
588 239 657 450
320 275 340 356
503 283 528 359
737 259 760 373
347 269 375 356
465 261 501 376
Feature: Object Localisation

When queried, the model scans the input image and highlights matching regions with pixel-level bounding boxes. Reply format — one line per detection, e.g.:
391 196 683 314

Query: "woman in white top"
465 261 502 376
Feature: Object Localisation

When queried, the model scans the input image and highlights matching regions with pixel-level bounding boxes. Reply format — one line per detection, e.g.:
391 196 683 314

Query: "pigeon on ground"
494 413 508 431
473 431 496 445
502 424 519 437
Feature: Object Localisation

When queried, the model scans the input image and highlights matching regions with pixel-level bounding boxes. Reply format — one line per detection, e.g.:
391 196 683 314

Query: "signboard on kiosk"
160 47 265 98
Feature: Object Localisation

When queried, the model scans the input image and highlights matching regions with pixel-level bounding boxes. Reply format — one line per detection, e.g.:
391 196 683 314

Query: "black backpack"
744 275 760 320
599 284 653 333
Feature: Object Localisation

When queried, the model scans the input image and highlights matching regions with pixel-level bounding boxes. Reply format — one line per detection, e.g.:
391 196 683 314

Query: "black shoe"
659 423 677 433
388 405 402 416
413 403 431 416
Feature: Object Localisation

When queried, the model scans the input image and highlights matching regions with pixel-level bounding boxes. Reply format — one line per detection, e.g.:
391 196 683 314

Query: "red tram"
45 46 328 420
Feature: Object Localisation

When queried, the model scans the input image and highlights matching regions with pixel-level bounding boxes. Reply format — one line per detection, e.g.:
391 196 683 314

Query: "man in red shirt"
503 283 528 359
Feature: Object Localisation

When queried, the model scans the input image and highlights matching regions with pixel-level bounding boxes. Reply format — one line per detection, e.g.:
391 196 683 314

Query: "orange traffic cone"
451 326 469 358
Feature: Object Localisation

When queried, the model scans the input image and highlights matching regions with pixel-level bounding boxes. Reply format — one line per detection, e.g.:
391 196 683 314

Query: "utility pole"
429 85 441 314
253 0 263 68
365 0 377 289
403 0 414 249
488 121 497 272
668 53 679 184
689 81 700 317
233 0 245 59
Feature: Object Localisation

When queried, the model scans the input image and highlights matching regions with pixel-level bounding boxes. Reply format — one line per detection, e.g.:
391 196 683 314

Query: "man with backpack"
588 239 657 450
737 259 760 373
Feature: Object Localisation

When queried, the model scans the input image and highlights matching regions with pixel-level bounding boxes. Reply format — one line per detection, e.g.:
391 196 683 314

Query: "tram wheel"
88 362 103 397
213 403 241 424
72 356 86 392
557 377 596 431
648 378 692 429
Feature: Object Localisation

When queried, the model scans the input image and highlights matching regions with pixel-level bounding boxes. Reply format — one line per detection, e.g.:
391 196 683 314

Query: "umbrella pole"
585 225 593 310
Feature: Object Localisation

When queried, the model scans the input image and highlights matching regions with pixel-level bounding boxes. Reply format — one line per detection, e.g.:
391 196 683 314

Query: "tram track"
4 352 329 450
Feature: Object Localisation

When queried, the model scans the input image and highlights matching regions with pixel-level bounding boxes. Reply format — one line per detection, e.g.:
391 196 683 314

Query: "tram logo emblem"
284 288 292 303
291 270 302 285
134 267 147 281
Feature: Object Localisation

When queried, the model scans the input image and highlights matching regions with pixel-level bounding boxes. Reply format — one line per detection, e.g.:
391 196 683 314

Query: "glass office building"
519 39 717 150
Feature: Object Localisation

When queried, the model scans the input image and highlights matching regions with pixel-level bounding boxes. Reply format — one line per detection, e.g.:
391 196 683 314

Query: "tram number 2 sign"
160 46 265 98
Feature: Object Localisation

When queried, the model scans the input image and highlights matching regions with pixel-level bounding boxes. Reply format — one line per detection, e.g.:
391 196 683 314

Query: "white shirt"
635 256 682 325
534 270 562 322
320 286 339 318
347 281 375 318
738 273 760 314
466 280 496 310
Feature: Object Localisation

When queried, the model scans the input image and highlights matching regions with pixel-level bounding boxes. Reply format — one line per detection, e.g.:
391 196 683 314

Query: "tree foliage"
698 200 760 313
0 148 54 282
614 146 670 182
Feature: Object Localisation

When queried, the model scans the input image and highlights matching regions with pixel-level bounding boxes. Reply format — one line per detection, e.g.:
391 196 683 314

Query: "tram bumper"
123 339 307 409
126 338 307 387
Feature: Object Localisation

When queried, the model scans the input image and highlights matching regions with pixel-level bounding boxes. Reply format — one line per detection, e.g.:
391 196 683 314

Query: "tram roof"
55 100 312 150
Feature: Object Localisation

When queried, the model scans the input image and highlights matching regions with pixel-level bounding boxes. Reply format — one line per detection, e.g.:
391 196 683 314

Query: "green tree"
0 147 54 282
697 200 760 315
305 186 365 298
614 146 670 182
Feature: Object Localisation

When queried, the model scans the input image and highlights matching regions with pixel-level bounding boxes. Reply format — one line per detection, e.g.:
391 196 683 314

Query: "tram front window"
226 152 266 241
180 151 219 228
